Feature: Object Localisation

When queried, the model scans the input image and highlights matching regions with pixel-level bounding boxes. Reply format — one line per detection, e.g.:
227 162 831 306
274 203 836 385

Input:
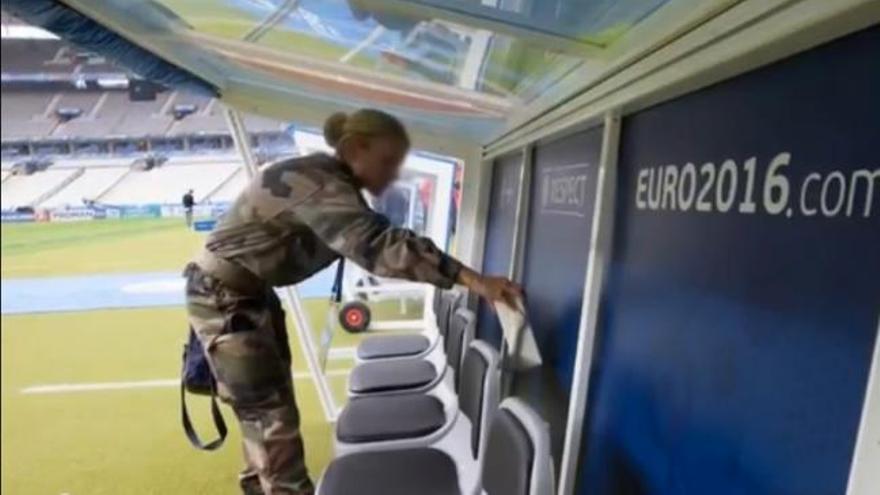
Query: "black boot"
239 474 264 495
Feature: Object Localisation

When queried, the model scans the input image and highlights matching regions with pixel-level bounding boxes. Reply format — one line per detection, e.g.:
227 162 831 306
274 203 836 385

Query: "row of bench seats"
317 290 555 495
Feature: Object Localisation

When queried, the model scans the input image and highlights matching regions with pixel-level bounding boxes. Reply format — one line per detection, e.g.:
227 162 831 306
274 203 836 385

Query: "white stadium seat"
98 158 240 206
39 166 128 208
204 167 248 203
1 168 81 210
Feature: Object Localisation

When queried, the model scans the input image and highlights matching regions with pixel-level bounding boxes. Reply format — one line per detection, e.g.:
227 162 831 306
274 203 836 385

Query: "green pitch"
2 218 421 494
1 218 203 278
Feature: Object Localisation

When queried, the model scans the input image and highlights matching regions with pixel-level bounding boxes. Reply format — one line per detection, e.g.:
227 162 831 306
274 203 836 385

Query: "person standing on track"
183 108 521 495
182 189 195 227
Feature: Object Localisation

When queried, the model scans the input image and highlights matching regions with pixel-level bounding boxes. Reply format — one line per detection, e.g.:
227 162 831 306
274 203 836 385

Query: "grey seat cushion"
321 448 460 495
349 359 438 394
337 394 445 443
357 334 431 360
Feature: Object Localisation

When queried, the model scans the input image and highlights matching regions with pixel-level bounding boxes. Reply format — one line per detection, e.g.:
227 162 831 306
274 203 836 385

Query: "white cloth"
495 296 542 370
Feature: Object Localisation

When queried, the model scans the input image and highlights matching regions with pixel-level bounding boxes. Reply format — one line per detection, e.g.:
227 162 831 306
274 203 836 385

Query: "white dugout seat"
323 340 503 495
335 307 475 455
353 289 460 362
319 395 554 495
348 290 464 395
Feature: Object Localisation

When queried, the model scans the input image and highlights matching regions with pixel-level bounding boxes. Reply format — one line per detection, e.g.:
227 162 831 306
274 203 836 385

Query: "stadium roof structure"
5 0 874 156
3 0 727 152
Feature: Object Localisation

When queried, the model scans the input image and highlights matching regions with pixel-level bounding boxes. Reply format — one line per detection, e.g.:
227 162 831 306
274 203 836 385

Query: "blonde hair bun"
323 112 348 148
323 108 409 150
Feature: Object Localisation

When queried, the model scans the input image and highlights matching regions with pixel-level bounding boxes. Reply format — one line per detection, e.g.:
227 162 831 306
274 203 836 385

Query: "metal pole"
501 145 532 397
242 0 300 43
509 145 532 283
223 107 258 178
281 286 338 421
846 315 880 495
558 111 621 495
340 26 385 64
223 106 339 422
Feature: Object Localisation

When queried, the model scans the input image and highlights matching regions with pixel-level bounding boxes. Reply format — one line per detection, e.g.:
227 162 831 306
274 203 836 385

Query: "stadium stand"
52 90 103 117
167 95 226 135
1 89 57 139
0 38 66 74
243 114 283 134
98 155 240 205
1 30 291 214
3 86 282 143
112 93 175 137
1 167 82 210
1 34 125 78
204 167 248 203
53 91 174 139
38 157 133 208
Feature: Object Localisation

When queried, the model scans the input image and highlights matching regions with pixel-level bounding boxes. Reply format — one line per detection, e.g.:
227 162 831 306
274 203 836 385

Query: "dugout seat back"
458 340 501 461
481 398 554 495
432 287 444 322
438 290 463 337
446 307 475 392
322 341 502 495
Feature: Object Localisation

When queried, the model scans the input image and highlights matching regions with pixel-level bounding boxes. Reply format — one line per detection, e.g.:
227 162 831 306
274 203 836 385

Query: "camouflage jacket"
201 153 463 289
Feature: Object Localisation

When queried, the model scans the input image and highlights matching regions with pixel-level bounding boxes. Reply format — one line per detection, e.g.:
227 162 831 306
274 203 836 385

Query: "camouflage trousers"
184 264 314 495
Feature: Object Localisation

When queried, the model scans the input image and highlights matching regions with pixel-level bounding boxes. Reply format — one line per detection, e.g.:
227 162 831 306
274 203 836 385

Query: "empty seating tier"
39 166 128 208
1 90 56 140
98 159 239 205
1 168 81 210
204 168 247 203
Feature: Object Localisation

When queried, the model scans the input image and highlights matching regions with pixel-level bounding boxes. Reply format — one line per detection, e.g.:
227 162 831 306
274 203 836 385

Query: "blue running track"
1 268 336 314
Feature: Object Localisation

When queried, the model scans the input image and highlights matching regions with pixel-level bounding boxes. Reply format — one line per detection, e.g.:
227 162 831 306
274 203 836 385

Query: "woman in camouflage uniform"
184 109 521 495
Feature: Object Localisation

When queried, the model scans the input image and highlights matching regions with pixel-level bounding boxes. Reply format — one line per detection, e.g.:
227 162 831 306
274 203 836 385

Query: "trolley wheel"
339 301 371 333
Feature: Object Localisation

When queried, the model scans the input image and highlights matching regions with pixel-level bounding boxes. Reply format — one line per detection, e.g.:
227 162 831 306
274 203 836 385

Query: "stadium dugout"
1 1 878 495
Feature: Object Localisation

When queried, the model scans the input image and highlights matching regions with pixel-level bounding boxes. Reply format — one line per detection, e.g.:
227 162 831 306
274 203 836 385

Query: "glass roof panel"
156 0 672 104
56 0 708 141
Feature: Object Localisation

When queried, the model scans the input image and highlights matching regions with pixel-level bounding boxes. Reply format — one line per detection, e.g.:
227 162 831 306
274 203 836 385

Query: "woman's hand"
458 268 522 310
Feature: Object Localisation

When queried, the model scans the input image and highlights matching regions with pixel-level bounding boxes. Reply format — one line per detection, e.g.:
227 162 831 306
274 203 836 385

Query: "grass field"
1 218 422 494
1 218 203 278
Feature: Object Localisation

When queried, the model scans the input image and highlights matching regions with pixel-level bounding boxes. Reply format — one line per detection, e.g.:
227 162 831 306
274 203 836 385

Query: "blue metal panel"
517 126 603 474
577 27 880 495
522 127 602 392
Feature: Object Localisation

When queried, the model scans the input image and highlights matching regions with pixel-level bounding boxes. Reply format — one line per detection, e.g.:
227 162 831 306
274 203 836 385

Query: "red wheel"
339 301 371 333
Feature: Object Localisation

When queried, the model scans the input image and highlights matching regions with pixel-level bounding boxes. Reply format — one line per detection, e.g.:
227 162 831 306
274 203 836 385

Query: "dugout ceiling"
4 0 758 150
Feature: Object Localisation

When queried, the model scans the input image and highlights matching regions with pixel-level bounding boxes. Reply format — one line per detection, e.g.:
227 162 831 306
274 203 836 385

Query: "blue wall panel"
522 127 603 392
477 152 523 347
577 27 880 495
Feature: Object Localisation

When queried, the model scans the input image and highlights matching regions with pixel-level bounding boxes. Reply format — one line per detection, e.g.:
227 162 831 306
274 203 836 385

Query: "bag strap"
180 351 227 451
331 258 345 304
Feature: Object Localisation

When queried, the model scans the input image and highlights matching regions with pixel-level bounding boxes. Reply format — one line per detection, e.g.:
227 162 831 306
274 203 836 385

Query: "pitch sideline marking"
20 369 349 395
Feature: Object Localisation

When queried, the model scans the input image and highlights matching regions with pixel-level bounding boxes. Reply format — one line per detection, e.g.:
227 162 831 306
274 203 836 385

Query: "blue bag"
181 327 227 450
